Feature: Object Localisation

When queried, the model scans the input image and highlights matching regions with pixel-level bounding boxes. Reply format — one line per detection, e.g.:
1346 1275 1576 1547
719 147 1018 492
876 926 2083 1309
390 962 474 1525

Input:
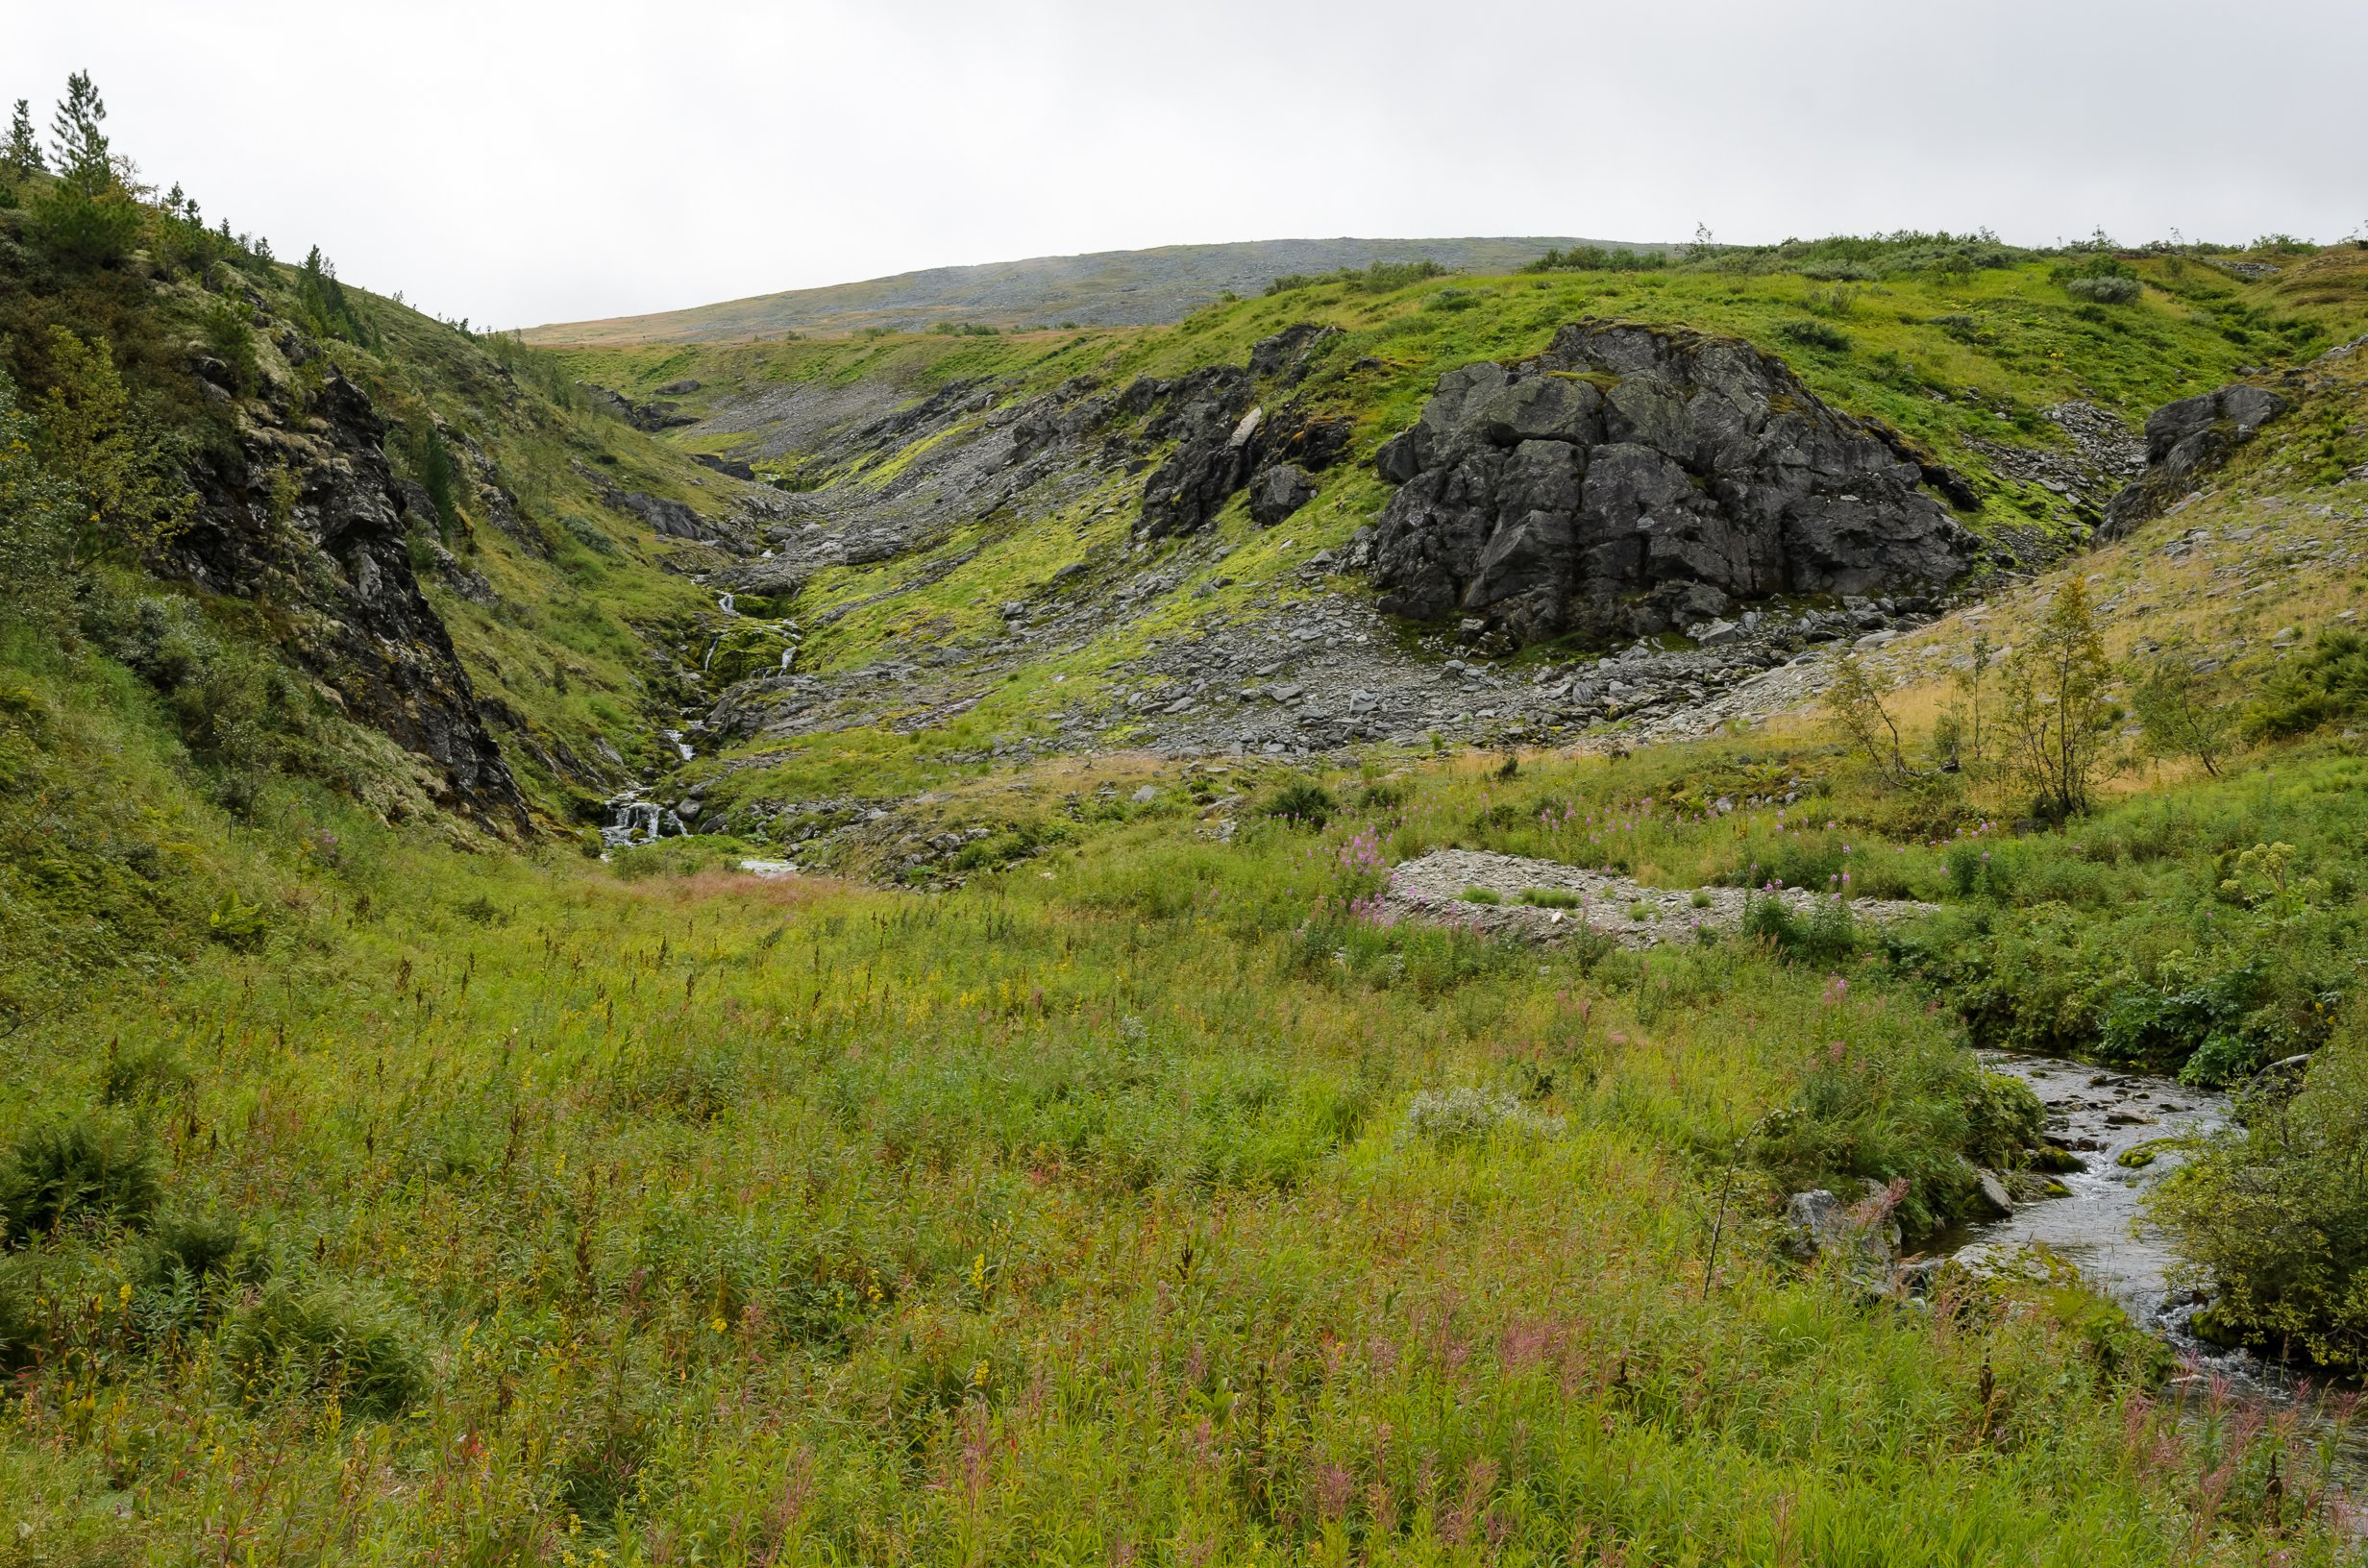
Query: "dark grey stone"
1365 321 1974 647
1247 462 1320 526
2100 382 2291 538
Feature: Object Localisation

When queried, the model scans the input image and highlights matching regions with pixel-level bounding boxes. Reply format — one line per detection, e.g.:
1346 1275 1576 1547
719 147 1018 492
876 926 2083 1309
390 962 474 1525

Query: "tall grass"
0 734 2357 1560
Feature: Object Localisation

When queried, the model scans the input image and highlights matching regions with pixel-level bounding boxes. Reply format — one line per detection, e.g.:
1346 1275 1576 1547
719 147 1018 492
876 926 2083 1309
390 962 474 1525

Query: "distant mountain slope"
519 236 1646 344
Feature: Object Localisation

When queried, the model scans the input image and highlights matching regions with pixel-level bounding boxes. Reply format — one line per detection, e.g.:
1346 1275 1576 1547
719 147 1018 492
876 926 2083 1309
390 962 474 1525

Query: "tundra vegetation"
3 73 2368 1564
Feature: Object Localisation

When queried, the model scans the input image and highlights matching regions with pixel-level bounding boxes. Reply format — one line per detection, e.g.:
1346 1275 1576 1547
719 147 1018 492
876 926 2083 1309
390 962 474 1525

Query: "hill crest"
519 235 1649 345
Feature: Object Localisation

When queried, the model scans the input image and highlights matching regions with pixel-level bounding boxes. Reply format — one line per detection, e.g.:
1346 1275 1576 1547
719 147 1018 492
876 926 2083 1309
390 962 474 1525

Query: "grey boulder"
2099 382 2290 538
1365 321 1974 648
1247 462 1320 526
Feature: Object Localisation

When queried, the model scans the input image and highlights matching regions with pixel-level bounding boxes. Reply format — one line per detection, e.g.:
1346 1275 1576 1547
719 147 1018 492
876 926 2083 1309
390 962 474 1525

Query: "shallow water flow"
1958 1052 2367 1496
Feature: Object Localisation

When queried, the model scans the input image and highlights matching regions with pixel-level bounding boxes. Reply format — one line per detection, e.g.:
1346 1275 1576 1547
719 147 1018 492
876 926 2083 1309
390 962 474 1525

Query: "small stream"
1957 1052 2368 1493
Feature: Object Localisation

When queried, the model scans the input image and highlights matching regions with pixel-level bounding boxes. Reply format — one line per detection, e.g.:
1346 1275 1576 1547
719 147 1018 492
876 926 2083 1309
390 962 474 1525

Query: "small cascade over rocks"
602 792 690 850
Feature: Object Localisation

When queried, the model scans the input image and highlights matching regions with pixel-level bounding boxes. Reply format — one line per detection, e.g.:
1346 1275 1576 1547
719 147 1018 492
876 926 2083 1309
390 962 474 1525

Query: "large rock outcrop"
1134 328 1353 538
2099 382 2288 539
167 373 532 832
1365 322 1975 646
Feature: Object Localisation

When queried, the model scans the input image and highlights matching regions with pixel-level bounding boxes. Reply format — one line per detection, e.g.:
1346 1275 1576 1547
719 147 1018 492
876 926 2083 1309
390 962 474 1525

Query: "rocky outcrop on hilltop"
166 373 532 832
1365 322 1975 647
2100 382 2291 539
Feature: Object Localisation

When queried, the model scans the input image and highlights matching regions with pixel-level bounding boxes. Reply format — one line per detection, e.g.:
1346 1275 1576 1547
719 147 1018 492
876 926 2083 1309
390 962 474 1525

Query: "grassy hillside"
9 72 2368 1564
550 239 2368 812
517 236 1646 345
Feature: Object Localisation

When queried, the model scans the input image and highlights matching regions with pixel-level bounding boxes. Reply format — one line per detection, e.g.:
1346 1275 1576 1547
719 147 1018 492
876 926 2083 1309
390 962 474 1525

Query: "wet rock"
1971 1168 2014 1219
1366 321 1974 648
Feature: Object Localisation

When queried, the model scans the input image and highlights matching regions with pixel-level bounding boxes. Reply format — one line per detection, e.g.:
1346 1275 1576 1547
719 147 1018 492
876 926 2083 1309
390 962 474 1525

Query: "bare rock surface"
1367 321 1976 647
1384 847 1938 949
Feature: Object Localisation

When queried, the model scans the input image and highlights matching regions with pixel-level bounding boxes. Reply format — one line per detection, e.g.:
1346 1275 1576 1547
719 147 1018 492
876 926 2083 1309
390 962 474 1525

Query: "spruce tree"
3 99 41 177
49 71 112 194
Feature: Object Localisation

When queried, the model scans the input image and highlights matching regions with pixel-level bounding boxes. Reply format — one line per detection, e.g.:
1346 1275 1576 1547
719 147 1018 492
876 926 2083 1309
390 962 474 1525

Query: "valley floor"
7 685 2368 1562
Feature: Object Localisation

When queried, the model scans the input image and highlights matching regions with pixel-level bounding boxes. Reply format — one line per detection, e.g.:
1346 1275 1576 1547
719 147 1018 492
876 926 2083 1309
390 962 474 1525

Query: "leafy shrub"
1963 1072 2047 1168
2065 276 2141 305
1777 319 1852 353
1472 800 1523 831
2152 1021 2368 1367
0 1116 160 1241
1740 892 1857 965
1261 780 1335 829
200 294 259 394
1795 260 1877 282
101 1038 189 1105
1752 1054 1992 1237
0 1257 46 1371
207 890 271 950
1357 779 1409 810
220 1283 425 1417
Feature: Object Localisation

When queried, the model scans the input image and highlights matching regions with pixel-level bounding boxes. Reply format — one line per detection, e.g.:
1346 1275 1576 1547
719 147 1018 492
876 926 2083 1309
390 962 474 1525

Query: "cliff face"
164 369 531 833
1365 323 1975 647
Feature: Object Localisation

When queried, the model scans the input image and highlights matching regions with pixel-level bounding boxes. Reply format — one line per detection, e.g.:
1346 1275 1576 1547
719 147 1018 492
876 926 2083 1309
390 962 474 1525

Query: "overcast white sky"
11 0 2365 330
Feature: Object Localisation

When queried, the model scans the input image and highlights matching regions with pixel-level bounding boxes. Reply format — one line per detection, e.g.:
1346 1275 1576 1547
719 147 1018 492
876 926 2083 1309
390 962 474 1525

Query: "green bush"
1752 1037 2031 1236
26 183 144 267
2152 1020 2368 1368
140 1212 255 1286
100 1037 189 1105
1261 780 1335 829
0 1115 160 1241
2065 276 2141 305
200 294 259 394
1740 892 1857 965
1522 245 1667 274
1265 258 1448 296
0 1257 41 1371
2247 629 2368 738
220 1283 425 1417
1777 319 1852 353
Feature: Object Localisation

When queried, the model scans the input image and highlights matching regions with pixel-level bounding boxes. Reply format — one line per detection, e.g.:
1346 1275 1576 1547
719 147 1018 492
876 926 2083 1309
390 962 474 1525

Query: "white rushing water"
600 794 689 851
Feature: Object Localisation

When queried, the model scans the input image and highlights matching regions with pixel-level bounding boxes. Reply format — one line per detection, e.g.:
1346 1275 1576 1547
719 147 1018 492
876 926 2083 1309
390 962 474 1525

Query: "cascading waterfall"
601 794 689 850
